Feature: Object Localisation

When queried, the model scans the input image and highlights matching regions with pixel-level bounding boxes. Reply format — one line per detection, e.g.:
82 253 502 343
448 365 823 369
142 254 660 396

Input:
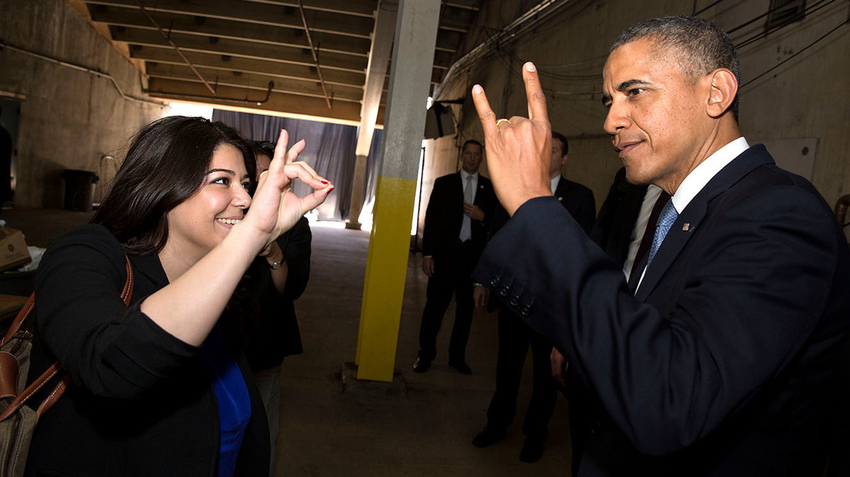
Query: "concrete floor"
1 209 574 476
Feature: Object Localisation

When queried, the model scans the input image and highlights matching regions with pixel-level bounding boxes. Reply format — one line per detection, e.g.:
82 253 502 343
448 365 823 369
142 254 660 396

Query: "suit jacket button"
490 277 500 287
520 305 532 317
509 295 519 307
499 285 509 297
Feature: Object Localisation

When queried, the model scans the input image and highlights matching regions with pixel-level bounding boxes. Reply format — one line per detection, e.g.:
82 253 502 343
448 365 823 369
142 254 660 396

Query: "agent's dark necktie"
459 175 474 241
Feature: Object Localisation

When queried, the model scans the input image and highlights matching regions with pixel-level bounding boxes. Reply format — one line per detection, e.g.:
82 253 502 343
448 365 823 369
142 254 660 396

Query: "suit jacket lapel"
473 175 489 206
553 176 566 202
635 145 774 301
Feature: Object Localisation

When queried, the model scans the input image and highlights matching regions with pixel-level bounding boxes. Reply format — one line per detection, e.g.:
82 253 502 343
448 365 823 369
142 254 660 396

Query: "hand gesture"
246 129 333 243
471 63 552 216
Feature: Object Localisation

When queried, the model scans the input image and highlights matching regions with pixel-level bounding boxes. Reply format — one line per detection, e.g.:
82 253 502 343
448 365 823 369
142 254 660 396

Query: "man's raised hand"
471 62 552 215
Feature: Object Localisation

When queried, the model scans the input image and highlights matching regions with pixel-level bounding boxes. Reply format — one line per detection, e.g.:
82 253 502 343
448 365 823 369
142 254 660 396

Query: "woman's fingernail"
321 180 329 185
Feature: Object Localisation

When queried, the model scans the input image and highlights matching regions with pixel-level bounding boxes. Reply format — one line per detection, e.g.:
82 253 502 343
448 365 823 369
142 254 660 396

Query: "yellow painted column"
355 177 417 381
354 0 441 382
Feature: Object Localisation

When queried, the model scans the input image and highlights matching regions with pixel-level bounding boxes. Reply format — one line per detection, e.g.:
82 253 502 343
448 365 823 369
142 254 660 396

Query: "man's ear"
705 69 738 118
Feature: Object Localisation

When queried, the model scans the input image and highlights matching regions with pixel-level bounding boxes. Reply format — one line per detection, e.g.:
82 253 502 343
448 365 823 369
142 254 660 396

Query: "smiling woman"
165 144 254 263
92 117 256 255
24 116 333 477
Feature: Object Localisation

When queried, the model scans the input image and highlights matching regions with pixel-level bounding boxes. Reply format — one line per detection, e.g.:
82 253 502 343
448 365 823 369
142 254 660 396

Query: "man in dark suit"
472 131 594 462
471 15 850 477
590 168 647 274
556 167 663 476
414 139 497 374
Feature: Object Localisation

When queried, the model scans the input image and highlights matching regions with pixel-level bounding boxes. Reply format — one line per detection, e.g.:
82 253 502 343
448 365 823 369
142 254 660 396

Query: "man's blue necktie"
645 198 678 268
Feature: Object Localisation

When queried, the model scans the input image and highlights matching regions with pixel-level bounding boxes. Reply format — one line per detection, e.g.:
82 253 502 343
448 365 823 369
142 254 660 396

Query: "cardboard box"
0 228 32 273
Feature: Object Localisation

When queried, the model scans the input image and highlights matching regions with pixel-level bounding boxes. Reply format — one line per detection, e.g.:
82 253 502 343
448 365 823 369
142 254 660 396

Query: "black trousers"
417 241 479 363
485 306 557 441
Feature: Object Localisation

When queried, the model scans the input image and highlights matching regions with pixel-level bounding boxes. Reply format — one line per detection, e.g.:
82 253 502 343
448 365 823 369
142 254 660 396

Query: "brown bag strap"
0 254 133 422
1 294 34 346
37 375 70 417
0 362 62 421
119 255 133 306
0 351 20 399
1 256 132 347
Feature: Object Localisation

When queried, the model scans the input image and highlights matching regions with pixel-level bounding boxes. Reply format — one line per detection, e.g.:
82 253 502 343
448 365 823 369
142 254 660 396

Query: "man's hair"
462 139 482 152
611 15 740 121
552 131 569 156
92 116 255 255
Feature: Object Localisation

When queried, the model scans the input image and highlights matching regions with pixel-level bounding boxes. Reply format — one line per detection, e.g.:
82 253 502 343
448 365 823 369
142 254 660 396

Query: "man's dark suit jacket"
474 145 850 476
554 176 596 235
590 167 648 265
422 171 496 264
491 175 596 236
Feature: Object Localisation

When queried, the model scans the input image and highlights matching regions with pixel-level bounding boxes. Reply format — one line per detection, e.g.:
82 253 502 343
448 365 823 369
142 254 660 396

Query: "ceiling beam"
110 27 368 73
66 0 483 127
130 47 366 87
82 0 375 38
148 77 382 125
145 64 365 102
87 5 373 54
245 0 378 17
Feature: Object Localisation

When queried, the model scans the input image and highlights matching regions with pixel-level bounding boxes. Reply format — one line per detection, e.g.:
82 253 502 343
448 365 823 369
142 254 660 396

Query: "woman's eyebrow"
205 168 235 176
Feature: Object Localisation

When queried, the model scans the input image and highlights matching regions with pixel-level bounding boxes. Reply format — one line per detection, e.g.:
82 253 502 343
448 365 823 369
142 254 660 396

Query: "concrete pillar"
354 0 441 382
346 0 398 230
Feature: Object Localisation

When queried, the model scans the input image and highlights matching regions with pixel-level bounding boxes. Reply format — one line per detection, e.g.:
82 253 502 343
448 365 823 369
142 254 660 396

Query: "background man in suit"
554 166 664 475
414 139 497 374
548 131 596 233
472 131 594 463
471 15 850 476
590 167 668 282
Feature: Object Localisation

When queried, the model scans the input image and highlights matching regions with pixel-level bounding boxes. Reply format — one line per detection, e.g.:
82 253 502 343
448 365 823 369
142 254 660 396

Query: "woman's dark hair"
92 116 255 255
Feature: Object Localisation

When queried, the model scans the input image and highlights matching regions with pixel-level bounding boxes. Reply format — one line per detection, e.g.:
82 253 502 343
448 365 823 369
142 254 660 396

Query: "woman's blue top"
200 324 252 477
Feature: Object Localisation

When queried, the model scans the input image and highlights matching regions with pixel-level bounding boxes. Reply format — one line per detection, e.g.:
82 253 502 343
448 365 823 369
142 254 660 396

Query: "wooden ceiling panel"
87 5 372 55
146 63 364 103
109 27 368 73
148 77 369 124
72 0 482 124
130 47 365 87
83 0 375 38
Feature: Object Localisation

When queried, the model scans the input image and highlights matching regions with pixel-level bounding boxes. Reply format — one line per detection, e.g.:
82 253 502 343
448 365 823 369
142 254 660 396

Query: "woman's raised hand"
247 129 333 241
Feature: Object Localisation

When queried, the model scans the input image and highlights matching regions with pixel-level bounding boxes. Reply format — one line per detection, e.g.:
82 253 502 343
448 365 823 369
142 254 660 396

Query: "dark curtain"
212 110 383 223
